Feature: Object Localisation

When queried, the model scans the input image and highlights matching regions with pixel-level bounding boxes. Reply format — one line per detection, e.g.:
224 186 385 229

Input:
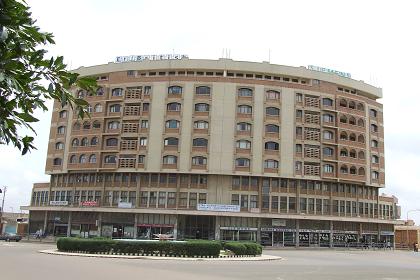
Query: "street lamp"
406 209 420 250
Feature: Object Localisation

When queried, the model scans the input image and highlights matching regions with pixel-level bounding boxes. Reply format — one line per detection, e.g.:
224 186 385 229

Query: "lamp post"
0 186 7 234
406 209 420 250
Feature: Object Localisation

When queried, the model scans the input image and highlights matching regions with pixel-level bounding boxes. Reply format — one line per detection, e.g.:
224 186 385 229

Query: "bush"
224 242 262 256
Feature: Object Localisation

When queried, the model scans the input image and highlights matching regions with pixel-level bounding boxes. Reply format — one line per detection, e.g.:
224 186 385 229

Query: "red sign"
80 201 98 207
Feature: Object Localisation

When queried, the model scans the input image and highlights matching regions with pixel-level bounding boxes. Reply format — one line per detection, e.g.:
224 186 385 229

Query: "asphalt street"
1 242 419 280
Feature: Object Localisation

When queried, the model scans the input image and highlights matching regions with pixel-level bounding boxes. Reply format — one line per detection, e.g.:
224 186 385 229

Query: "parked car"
0 233 22 242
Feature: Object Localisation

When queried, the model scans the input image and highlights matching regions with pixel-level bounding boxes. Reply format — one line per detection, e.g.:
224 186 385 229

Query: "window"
266 124 279 133
266 107 280 116
322 98 333 106
77 90 86 98
241 195 248 208
140 120 149 128
194 120 208 129
192 156 207 165
339 99 347 107
265 141 279 150
92 121 101 129
164 137 178 146
371 140 379 148
142 103 149 112
167 102 181 111
340 165 348 174
82 121 90 130
372 155 379 163
265 90 280 100
91 137 98 146
358 151 365 159
106 138 118 146
296 144 302 153
59 110 67 118
86 105 93 113
236 139 251 149
324 164 334 173
104 155 116 164
250 195 258 208
296 93 303 102
107 121 120 130
359 167 365 176
237 122 251 131
53 158 62 166
370 109 377 118
323 114 334 123
57 126 66 134
194 103 210 112
55 142 64 150
139 137 148 146
81 137 88 146
323 147 334 156
349 149 357 158
72 138 79 147
79 154 87 163
323 130 333 140
231 194 239 205
340 148 348 157
89 154 96 163
372 171 379 179
350 166 357 174
196 86 210 95
168 86 182 95
166 119 180 128
96 87 104 96
295 161 302 171
340 115 347 123
237 105 252 114
112 88 123 96
370 124 378 132
69 155 77 164
340 131 348 140
236 158 250 167
109 104 121 113
73 122 80 130
94 104 103 113
349 116 356 125
192 138 208 147
358 135 365 143
138 155 145 164
264 159 278 169
349 101 356 109
238 88 253 97
163 155 177 164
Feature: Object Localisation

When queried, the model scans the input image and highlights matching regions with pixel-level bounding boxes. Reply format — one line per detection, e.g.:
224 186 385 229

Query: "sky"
1 0 419 223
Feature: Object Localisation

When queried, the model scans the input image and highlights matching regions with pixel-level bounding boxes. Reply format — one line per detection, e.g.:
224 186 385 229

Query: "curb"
39 249 282 262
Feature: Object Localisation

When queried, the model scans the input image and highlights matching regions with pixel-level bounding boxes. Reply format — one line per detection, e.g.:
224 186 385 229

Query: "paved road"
1 242 419 280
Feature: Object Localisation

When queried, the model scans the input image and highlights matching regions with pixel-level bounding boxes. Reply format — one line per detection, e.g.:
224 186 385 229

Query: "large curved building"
25 57 400 246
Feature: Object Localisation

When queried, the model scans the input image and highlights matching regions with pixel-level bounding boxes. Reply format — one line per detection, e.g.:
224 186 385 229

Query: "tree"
0 0 96 155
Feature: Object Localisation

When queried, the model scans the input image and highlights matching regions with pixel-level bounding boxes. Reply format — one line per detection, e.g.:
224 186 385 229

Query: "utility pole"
0 186 7 234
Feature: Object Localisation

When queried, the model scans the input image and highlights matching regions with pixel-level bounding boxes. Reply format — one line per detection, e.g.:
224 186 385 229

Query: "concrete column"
133 214 138 239
256 218 261 243
214 216 220 240
67 212 72 237
377 224 381 243
97 212 102 237
295 219 300 248
173 215 178 240
329 220 334 248
43 211 48 234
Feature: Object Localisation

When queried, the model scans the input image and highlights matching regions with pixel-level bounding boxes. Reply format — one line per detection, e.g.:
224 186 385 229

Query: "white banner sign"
118 202 133 208
49 201 68 206
115 54 188 63
197 204 240 212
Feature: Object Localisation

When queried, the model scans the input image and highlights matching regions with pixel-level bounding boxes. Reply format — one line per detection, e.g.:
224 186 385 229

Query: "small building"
0 212 29 235
395 222 420 249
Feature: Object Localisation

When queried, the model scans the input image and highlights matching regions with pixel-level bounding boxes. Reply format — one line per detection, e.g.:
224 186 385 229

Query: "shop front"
299 230 331 247
101 212 135 239
137 224 174 239
220 226 258 241
332 231 358 247
261 228 295 247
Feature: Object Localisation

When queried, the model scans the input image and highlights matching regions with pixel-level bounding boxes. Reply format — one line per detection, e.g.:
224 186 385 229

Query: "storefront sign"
118 202 133 208
380 231 394 236
250 208 260 213
220 227 258 231
80 201 98 207
272 219 286 227
49 201 68 206
333 230 359 234
197 204 240 212
261 228 296 232
300 229 332 233
115 54 188 63
362 231 378 235
308 65 351 78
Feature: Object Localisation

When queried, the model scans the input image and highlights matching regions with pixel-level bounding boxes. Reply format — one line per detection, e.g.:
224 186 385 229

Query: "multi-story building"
23 58 400 247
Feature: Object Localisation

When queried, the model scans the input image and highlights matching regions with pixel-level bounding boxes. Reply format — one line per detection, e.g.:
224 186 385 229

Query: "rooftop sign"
308 65 351 78
115 54 189 63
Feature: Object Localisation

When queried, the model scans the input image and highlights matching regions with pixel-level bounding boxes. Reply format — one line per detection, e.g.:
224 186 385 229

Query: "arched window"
236 140 251 149
349 133 356 141
94 104 103 113
357 119 364 127
372 155 379 163
357 103 364 111
81 137 88 146
192 156 207 165
163 155 177 164
73 122 81 130
109 104 121 113
340 115 347 123
372 171 379 179
196 86 210 95
93 121 101 129
358 134 365 143
166 119 180 128
168 86 182 95
323 130 333 140
237 122 251 131
83 121 90 129
266 107 280 116
91 137 98 146
323 147 334 156
349 116 356 125
87 105 93 113
106 138 118 146
194 103 210 112
104 155 116 164
193 138 208 147
79 154 87 163
55 142 64 150
349 149 357 158
349 101 356 109
72 138 79 147
57 126 66 134
323 164 334 173
323 114 334 123
194 120 208 129
96 87 104 96
89 154 97 163
340 148 348 157
69 155 77 164
370 109 377 118
77 90 86 98
107 121 120 130
350 166 357 174
339 99 347 107
358 151 365 159
111 88 123 96
53 158 62 166
371 140 378 148
265 124 279 133
59 110 67 118
264 159 278 169
340 131 348 140
323 98 333 106
238 105 252 114
371 124 378 132
358 167 366 176
167 102 181 111
235 158 250 167
164 137 179 146
340 165 348 174
265 90 280 100
265 141 279 150
238 88 253 97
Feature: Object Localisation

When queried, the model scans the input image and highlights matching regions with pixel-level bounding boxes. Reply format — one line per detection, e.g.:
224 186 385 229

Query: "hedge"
223 242 262 256
57 238 222 257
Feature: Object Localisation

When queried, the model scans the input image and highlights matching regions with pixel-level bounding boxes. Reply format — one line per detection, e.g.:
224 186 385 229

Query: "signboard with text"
115 54 189 63
49 201 68 206
197 204 240 212
80 201 98 207
118 202 133 209
308 65 351 78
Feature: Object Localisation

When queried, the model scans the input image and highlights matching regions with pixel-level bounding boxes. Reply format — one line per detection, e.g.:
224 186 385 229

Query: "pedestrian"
386 241 391 250
415 243 419 252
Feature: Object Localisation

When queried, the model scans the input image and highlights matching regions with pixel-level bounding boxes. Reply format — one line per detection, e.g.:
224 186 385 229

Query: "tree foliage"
0 0 96 154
